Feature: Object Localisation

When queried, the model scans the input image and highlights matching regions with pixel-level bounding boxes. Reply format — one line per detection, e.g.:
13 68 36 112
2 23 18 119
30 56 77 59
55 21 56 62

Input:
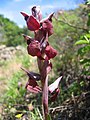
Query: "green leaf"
80 81 85 87
80 59 90 64
84 35 89 43
78 45 90 56
85 33 90 39
87 19 90 26
87 13 90 26
75 40 89 45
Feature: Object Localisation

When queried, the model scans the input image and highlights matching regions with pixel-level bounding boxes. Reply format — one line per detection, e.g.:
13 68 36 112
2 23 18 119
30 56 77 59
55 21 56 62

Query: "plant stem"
37 58 49 120
42 75 48 120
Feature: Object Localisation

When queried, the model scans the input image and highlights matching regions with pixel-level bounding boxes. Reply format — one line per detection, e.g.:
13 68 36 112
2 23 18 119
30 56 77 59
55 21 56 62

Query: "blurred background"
0 0 90 120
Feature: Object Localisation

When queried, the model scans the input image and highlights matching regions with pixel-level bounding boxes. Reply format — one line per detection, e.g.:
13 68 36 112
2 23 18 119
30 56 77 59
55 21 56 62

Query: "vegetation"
0 15 33 46
0 1 90 120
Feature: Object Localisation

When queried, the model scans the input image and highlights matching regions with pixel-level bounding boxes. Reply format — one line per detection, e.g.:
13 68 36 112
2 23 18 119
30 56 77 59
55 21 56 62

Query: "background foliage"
0 1 90 119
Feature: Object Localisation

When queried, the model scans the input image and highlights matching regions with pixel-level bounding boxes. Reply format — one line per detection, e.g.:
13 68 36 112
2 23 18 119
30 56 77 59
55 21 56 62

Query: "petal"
30 72 41 81
20 11 29 18
22 34 33 45
49 76 62 93
50 88 60 102
41 19 53 36
22 34 33 41
27 40 41 57
27 15 40 31
45 45 57 59
20 12 29 21
27 85 41 94
40 13 54 36
28 79 38 87
48 13 54 22
31 6 42 21
26 79 42 94
40 13 54 23
21 67 41 81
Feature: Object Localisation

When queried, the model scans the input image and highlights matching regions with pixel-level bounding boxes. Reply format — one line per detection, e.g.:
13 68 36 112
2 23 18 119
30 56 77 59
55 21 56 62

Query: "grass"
0 47 44 119
0 48 38 102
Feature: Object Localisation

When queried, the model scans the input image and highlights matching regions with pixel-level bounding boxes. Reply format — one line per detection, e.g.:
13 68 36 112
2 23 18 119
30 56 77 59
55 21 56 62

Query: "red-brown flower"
45 45 57 60
21 67 41 94
26 78 41 94
20 12 40 31
49 76 62 101
27 40 41 57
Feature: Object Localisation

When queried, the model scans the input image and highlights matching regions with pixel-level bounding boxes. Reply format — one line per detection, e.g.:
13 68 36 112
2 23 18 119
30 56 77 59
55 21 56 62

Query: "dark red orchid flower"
20 12 40 31
49 76 62 101
21 11 54 36
22 34 42 57
41 19 53 36
21 67 42 93
20 6 61 119
23 33 57 60
22 34 45 60
40 13 54 36
27 40 46 60
26 78 42 94
23 35 57 60
45 45 57 60
27 40 41 56
27 15 40 31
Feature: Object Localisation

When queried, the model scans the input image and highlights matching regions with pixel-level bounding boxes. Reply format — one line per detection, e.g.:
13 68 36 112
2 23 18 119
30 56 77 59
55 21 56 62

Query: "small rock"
0 45 6 50
16 45 23 50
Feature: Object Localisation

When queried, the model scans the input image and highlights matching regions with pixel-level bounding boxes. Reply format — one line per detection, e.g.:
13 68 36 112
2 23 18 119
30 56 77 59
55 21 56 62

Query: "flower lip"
27 40 41 56
45 45 57 59
21 67 42 94
26 79 42 94
27 84 42 94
